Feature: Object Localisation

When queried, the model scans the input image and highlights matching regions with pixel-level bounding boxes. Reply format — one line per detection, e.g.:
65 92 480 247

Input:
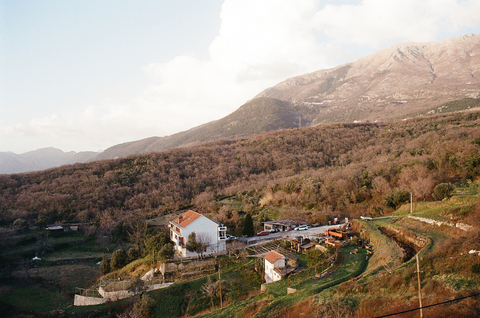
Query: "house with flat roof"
168 210 227 258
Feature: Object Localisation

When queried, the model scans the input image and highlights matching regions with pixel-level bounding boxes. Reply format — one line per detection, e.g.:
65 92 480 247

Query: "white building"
168 210 227 258
264 250 287 283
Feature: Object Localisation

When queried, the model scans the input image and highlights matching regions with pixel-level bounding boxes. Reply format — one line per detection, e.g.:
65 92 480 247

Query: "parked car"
294 225 309 231
257 231 269 236
268 228 278 233
226 235 237 242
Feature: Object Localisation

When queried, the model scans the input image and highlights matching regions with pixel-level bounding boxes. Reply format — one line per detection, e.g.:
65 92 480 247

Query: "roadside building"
168 210 227 258
263 220 305 232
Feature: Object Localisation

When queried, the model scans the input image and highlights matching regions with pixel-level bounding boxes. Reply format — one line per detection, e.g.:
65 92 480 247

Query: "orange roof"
172 210 203 228
264 250 284 264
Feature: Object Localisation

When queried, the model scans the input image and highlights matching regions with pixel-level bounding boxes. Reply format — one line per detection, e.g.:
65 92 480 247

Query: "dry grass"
242 295 274 318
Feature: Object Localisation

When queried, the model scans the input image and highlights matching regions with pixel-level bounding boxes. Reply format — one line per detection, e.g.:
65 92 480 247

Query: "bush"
432 183 455 201
127 247 141 262
471 263 480 274
100 257 111 275
382 188 410 210
111 249 127 270
13 218 27 229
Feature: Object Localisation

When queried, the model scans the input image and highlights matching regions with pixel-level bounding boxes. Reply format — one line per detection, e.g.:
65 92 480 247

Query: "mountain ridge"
0 147 99 174
95 34 480 161
5 34 480 169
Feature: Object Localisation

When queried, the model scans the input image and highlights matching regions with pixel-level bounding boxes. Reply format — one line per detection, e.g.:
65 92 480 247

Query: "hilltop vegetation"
2 111 480 235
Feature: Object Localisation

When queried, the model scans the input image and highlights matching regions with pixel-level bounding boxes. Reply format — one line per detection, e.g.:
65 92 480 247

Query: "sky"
2 0 480 154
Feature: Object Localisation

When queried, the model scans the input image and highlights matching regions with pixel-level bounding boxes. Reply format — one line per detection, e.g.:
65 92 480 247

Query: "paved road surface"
238 224 344 245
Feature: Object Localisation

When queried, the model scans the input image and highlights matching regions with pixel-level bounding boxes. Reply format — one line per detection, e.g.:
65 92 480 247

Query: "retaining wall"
74 295 106 306
408 216 474 231
159 259 216 276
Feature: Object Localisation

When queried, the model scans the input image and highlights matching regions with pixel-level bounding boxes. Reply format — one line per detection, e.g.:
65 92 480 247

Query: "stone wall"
408 216 474 231
159 259 216 276
98 286 135 301
74 295 106 306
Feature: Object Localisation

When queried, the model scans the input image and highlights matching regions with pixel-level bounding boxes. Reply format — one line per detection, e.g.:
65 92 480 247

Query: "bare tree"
226 240 246 259
36 234 54 255
128 220 147 251
196 232 211 259
97 211 117 250
202 276 217 309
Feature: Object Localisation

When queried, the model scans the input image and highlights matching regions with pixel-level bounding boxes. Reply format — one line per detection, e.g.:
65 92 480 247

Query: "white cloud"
313 0 480 48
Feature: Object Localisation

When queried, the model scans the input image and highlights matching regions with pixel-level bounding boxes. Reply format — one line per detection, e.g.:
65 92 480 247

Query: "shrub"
471 263 480 274
13 218 27 229
432 183 454 201
100 257 111 275
127 247 141 262
382 188 410 210
111 249 127 270
133 294 156 318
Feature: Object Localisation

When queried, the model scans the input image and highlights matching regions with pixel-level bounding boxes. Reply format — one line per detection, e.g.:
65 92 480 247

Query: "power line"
374 292 480 318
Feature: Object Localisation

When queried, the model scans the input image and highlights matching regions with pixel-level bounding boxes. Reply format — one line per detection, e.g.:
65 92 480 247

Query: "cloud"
313 0 480 48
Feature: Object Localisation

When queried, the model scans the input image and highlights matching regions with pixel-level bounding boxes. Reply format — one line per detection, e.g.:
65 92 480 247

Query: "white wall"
172 215 226 257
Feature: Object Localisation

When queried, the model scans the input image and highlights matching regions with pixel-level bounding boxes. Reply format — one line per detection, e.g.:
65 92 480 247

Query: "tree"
100 256 111 275
382 188 410 210
133 294 156 318
111 249 127 270
432 183 455 201
127 247 141 262
158 243 174 261
145 232 173 261
145 232 171 253
306 248 325 268
13 218 27 229
186 232 199 254
242 213 254 237
196 232 211 258
35 234 54 255
96 211 117 250
127 220 147 251
186 232 211 258
202 276 217 309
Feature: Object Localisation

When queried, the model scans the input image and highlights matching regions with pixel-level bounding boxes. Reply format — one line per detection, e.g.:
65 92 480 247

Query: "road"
238 224 344 246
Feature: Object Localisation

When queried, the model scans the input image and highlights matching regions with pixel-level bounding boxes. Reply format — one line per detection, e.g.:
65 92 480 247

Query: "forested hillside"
1 111 480 233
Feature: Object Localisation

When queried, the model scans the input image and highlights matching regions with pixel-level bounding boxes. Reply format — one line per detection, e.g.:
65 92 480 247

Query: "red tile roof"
264 250 284 264
172 210 203 228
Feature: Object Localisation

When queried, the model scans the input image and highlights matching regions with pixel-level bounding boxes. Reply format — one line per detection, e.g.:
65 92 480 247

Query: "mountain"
0 147 99 174
94 97 316 160
255 33 480 123
93 34 480 161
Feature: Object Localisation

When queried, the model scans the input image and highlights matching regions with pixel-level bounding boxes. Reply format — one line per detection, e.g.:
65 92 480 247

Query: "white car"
294 225 309 231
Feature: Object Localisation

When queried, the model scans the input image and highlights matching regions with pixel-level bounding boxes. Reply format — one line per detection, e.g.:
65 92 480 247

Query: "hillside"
94 34 480 160
94 97 315 160
255 33 480 123
2 111 480 317
2 110 480 230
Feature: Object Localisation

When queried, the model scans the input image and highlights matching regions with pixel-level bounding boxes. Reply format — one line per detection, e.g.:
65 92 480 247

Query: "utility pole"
416 254 423 318
218 260 223 309
410 192 413 213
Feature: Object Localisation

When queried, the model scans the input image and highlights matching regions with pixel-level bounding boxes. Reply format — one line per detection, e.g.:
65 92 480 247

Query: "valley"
1 110 480 317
